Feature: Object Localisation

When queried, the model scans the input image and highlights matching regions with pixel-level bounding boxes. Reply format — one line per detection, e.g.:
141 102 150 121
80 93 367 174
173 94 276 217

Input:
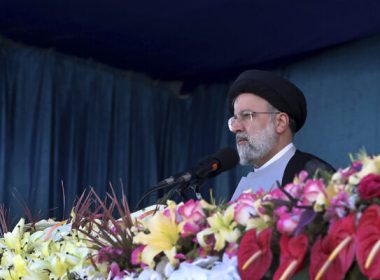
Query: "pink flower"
234 188 266 202
285 183 304 200
233 192 257 225
302 179 326 206
178 199 205 222
235 192 257 204
352 160 363 171
270 188 288 200
110 262 125 278
254 188 266 198
131 245 145 266
326 191 351 224
234 203 256 225
358 173 380 200
178 199 206 237
275 206 302 235
163 206 181 223
339 160 363 181
175 253 186 260
96 246 123 264
298 170 309 183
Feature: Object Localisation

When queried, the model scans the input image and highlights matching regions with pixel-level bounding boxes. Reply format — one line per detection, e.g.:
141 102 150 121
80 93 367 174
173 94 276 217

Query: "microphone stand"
135 177 206 211
177 178 206 200
134 180 182 211
172 181 192 201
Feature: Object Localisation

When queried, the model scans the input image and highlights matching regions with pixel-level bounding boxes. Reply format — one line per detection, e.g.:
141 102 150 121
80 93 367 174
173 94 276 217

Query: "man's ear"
275 112 289 134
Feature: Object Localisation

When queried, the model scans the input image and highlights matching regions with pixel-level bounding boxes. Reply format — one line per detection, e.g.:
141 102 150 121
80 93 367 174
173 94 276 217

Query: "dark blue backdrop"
2 0 380 84
1 34 380 224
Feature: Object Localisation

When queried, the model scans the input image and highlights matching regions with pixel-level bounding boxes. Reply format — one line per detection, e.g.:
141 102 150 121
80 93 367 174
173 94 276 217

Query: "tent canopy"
2 0 380 84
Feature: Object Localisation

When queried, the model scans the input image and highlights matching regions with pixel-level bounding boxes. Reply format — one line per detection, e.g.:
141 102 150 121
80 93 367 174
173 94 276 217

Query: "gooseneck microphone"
175 147 239 184
134 147 239 210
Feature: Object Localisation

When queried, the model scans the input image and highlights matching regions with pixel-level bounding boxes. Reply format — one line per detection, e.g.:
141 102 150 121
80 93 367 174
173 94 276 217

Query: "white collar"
254 143 295 171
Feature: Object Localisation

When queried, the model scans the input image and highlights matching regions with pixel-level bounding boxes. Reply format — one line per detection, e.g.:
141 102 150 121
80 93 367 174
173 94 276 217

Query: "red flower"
273 234 308 280
309 213 356 280
356 204 380 278
237 228 273 280
358 173 380 200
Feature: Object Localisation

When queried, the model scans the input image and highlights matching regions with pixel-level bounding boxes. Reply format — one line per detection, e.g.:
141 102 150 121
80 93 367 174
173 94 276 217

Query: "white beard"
236 120 278 167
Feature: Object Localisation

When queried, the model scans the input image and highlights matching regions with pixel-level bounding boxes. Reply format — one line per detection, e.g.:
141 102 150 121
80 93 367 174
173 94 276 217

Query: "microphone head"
210 147 240 174
197 147 239 178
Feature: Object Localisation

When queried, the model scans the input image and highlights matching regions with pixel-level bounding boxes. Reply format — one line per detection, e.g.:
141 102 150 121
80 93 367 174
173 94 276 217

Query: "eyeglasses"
228 110 280 131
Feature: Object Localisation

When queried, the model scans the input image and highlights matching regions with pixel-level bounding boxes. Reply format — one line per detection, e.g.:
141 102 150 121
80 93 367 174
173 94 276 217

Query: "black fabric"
228 70 307 132
282 150 336 186
3 1 380 84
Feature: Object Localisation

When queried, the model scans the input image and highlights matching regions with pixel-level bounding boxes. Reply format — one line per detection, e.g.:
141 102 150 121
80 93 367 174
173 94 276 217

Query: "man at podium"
228 70 335 200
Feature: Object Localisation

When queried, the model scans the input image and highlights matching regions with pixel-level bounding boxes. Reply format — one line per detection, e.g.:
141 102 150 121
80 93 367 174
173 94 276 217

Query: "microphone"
134 147 239 210
175 147 239 184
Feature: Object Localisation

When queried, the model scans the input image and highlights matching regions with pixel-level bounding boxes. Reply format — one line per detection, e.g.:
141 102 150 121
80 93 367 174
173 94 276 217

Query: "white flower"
192 256 219 268
138 268 164 280
155 257 175 278
209 254 240 280
169 263 210 280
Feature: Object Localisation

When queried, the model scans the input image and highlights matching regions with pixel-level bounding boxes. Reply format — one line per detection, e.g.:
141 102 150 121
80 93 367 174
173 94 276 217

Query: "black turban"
228 69 307 132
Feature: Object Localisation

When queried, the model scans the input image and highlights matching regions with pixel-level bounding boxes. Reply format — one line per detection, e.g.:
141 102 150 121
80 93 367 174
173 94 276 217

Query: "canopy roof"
2 0 380 84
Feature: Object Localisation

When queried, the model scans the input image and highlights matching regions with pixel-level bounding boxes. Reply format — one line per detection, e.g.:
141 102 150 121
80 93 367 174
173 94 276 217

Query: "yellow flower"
0 218 97 279
199 199 217 211
13 254 28 276
374 155 380 171
133 210 179 268
1 218 25 254
313 192 327 212
246 216 270 231
0 254 42 279
197 205 241 251
47 255 72 277
349 157 380 185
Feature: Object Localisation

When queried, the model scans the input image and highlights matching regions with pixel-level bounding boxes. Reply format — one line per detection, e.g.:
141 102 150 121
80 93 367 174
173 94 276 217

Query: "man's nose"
230 119 244 134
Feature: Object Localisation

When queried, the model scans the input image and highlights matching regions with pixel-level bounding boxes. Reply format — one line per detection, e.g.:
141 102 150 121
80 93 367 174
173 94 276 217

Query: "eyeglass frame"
228 110 281 131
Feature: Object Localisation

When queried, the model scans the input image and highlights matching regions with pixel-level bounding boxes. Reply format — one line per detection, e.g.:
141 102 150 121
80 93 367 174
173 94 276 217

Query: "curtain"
0 37 246 224
283 35 380 167
1 34 380 225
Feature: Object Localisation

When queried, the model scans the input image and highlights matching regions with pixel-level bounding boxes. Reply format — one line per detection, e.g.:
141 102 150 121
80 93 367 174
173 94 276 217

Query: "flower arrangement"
0 218 102 279
0 152 380 279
